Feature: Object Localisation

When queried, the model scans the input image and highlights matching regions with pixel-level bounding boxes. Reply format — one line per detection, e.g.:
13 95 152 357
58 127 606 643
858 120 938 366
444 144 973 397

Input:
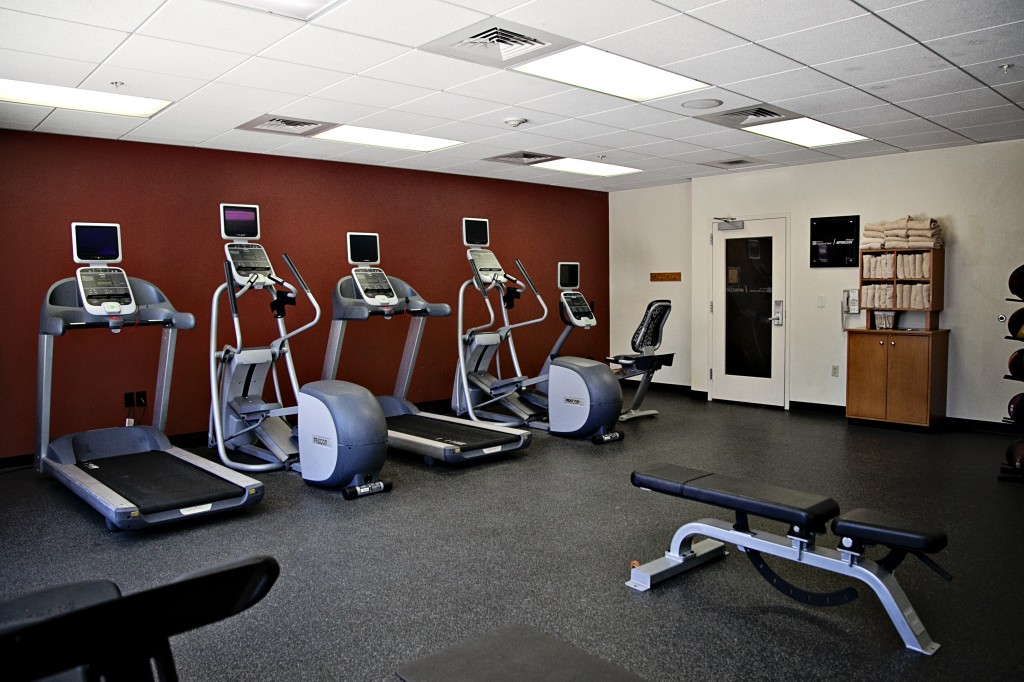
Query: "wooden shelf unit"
859 248 944 330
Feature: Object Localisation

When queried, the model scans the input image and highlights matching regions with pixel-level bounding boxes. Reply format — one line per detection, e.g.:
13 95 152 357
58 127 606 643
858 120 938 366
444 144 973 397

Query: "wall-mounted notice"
650 272 682 282
810 215 859 268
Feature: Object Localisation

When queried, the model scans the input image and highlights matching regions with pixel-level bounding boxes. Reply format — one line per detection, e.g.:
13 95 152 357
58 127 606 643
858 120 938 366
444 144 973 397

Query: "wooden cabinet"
846 330 948 427
860 248 944 330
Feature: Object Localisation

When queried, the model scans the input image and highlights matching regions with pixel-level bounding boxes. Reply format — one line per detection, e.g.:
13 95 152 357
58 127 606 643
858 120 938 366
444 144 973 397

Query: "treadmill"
36 222 263 531
321 233 531 465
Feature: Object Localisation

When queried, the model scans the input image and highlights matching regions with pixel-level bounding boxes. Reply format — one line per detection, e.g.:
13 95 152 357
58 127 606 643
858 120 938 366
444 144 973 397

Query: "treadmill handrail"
40 278 195 337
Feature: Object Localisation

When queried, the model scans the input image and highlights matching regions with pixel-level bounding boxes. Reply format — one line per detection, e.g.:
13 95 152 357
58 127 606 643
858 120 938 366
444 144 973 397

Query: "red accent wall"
0 130 610 459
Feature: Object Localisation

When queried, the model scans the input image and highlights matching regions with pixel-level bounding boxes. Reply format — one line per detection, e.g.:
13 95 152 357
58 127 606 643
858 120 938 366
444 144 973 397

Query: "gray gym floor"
2 391 1021 681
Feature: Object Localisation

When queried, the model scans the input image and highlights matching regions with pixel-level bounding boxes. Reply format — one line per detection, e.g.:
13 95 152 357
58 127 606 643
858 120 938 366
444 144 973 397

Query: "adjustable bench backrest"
630 300 671 354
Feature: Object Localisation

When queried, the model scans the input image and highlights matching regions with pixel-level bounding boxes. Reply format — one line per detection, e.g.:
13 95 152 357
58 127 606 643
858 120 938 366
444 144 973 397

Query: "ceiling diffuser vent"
485 151 562 166
700 157 773 170
422 19 576 67
696 104 801 130
237 114 337 137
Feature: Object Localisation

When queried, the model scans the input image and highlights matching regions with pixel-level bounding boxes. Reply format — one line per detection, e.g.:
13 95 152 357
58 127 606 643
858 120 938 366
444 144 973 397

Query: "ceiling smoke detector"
504 117 528 127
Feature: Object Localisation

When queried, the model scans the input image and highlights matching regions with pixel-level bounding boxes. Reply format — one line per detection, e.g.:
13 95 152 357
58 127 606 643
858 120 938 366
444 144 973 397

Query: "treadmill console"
226 242 274 287
352 267 399 307
76 266 137 317
561 291 595 328
467 248 506 286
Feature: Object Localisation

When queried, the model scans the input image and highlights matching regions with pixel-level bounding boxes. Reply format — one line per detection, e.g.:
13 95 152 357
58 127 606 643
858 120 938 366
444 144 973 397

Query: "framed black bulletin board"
810 215 859 268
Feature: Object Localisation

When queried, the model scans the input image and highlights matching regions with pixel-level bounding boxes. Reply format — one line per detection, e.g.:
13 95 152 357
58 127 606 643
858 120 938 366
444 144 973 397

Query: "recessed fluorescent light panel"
744 117 867 147
0 78 170 117
313 125 462 152
513 45 708 102
218 0 342 20
532 157 641 177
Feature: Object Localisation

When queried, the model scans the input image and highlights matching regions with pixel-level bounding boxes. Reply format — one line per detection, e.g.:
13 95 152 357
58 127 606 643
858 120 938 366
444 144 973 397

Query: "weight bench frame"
626 467 945 655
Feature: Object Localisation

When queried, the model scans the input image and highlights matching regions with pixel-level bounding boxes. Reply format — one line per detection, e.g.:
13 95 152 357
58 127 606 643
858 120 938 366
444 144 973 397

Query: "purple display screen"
222 205 259 238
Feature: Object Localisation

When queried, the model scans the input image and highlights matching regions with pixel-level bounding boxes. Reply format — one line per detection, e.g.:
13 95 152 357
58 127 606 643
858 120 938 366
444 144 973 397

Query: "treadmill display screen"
79 268 132 305
73 223 121 263
463 218 489 247
221 204 260 239
348 232 380 265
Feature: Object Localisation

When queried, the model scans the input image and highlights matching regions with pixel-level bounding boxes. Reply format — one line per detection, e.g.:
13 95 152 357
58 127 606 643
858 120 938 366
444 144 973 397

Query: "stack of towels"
862 216 943 249
863 252 931 279
861 283 931 309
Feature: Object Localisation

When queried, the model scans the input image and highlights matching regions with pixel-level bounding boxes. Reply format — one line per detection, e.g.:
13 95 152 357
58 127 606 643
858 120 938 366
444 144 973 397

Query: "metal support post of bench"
626 518 940 655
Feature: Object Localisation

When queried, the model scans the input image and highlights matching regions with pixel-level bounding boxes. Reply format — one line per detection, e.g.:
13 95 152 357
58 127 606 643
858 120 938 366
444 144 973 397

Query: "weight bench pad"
831 508 947 554
632 464 840 529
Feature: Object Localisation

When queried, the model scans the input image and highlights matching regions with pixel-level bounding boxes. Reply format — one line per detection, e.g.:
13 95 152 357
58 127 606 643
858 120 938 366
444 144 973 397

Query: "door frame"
708 212 791 409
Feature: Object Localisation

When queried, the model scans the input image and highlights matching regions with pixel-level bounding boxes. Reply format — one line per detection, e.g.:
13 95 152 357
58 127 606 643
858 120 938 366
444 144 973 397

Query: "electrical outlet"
124 392 135 408
135 391 147 408
831 364 840 377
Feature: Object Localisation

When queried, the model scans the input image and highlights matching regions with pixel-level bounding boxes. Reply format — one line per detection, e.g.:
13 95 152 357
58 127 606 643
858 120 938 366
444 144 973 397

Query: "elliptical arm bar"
223 262 244 351
456 279 480 421
270 254 321 353
502 259 548 334
514 259 539 295
283 253 310 293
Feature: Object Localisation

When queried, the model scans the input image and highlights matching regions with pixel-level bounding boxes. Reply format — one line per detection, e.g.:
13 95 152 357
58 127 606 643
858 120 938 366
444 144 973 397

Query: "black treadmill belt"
386 415 519 452
77 451 244 515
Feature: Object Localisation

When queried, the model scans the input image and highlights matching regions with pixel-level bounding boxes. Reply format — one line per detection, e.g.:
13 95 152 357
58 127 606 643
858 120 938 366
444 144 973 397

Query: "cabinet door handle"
891 341 895 346
879 340 883 345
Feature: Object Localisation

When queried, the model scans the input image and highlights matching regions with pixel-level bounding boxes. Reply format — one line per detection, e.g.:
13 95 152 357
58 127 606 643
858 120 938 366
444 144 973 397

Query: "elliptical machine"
209 204 389 498
452 219 623 443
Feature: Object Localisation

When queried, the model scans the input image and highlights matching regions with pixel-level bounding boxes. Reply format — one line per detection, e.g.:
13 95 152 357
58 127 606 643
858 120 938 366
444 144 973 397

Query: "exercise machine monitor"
72 222 136 318
463 218 489 247
558 262 580 290
220 204 260 240
555 263 594 327
221 204 273 287
347 232 398 307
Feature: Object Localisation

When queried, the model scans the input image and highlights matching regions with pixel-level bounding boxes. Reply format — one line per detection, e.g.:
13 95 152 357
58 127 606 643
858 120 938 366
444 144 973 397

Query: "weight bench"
625 464 950 655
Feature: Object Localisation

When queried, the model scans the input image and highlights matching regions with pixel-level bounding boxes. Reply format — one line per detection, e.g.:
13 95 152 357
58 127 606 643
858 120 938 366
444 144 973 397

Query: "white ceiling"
1 0 1021 192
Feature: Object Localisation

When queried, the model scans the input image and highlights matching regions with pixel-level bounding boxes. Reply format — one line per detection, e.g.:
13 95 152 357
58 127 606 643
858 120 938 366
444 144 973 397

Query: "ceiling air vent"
485 151 562 166
696 104 801 130
700 157 773 170
421 19 576 67
237 114 337 137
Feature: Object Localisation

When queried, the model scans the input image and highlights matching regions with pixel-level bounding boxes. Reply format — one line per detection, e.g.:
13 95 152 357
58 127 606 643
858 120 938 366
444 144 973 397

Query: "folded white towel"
914 253 924 278
864 285 875 308
923 284 931 308
907 229 940 238
923 252 930 278
913 284 924 309
896 254 905 279
885 284 894 308
862 254 873 278
907 218 939 230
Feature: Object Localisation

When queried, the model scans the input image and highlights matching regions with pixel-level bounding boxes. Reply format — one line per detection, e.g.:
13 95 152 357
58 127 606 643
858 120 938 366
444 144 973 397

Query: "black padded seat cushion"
632 464 840 529
832 508 947 554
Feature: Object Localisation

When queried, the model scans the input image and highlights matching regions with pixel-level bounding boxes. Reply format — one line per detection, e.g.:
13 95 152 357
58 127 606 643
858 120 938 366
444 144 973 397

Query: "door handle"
768 300 784 326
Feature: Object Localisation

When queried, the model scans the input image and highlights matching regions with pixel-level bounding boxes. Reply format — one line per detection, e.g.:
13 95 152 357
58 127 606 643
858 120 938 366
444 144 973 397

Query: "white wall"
610 139 1024 423
608 183 692 386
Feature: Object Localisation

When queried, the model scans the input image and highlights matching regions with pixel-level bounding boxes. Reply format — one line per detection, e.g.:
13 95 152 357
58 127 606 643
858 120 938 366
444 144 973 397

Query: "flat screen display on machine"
347 232 381 265
72 223 121 263
220 204 260 240
463 218 489 247
558 262 579 290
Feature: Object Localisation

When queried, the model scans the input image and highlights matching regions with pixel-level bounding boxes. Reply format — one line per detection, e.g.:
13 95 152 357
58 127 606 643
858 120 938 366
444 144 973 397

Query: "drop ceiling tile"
35 108 145 137
332 146 418 164
0 0 164 31
578 129 667 148
861 68 986 103
624 139 708 157
0 101 52 129
622 155 693 170
198 129 290 153
361 50 499 90
0 49 97 87
123 123 217 144
444 0 533 13
414 142 510 162
854 0 921 9
461 105 565 129
961 54 1024 86
814 139 902 157
930 104 1024 129
447 71 571 106
718 138 803 155
183 82 301 112
885 129 972 149
0 10 127 62
419 120 509 142
955 118 1024 141
314 0 486 47
634 116 723 139
752 148 838 164
271 96 381 124
762 13 913 65
479 129 565 150
589 14 747 67
527 118 622 141
814 44 953 86
853 117 942 138
926 23 1024 66
267 137 353 159
644 87 759 115
81 66 206 101
219 58 349 95
995 81 1024 102
347 108 456 133
575 148 660 165
878 0 1024 43
393 91 505 120
315 76 434 109
667 147 757 163
520 88 631 118
383 155 463 171
530 140 617 157
580 104 682 129
899 87 1011 117
107 35 249 81
726 68 847 103
775 87 886 115
819 104 919 127
895 140 973 151
147 102 257 132
688 0 865 42
679 128 763 148
139 0 302 54
498 0 678 43
263 26 411 74
663 44 802 86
